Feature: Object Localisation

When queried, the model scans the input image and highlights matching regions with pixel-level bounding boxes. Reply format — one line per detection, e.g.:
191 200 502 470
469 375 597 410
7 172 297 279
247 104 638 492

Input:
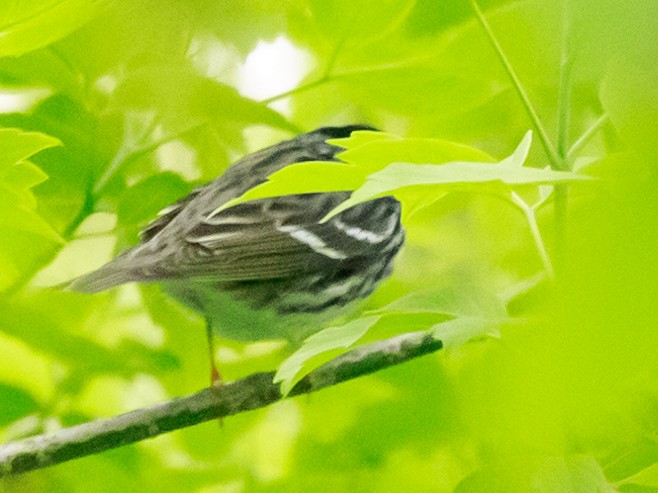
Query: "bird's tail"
64 257 136 293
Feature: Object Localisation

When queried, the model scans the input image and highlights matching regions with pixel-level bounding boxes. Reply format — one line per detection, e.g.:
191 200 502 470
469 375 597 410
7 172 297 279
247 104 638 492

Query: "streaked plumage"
69 125 405 344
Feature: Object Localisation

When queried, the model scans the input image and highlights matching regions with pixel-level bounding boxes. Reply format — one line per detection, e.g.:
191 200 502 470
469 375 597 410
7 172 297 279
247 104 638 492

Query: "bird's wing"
146 193 402 282
139 185 207 242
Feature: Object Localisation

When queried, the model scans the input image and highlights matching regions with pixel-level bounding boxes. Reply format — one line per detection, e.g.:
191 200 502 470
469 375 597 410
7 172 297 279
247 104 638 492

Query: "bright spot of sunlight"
0 88 51 113
239 36 313 114
157 139 199 181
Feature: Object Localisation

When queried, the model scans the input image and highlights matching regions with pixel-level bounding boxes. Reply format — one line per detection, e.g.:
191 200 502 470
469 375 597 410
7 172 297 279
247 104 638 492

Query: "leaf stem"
553 0 573 269
261 75 332 104
556 0 572 164
567 113 608 161
93 115 159 195
470 0 564 171
511 192 554 279
262 50 437 105
553 184 568 268
93 119 208 196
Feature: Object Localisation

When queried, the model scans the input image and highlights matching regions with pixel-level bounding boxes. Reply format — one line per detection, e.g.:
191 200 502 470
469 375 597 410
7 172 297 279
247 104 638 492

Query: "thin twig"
0 331 442 477
567 113 608 161
553 0 573 270
261 75 333 104
511 192 554 279
261 5 354 105
556 0 573 163
470 0 564 171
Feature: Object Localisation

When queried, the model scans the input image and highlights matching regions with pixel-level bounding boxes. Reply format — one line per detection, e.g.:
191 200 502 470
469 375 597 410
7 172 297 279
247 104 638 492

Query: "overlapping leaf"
219 130 590 221
111 64 297 134
0 128 62 290
0 128 62 240
275 281 506 395
274 316 381 395
0 0 108 58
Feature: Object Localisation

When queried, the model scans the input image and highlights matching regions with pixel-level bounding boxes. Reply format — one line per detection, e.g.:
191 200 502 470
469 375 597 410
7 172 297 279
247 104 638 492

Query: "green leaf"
0 128 62 290
498 131 532 167
0 0 109 58
327 129 399 149
0 161 47 209
430 317 500 350
0 128 61 170
274 280 507 396
216 161 363 213
306 0 416 45
374 283 507 320
373 283 506 351
623 460 658 488
219 131 586 223
324 132 589 220
601 52 658 153
1 160 48 194
456 455 610 493
334 134 496 174
116 172 194 248
0 384 38 427
111 64 297 133
217 130 496 213
117 172 193 229
0 293 177 383
0 128 62 239
274 315 381 396
0 189 61 241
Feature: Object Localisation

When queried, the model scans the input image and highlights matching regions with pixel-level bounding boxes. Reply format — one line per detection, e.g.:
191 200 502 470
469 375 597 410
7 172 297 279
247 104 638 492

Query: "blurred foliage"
0 0 657 491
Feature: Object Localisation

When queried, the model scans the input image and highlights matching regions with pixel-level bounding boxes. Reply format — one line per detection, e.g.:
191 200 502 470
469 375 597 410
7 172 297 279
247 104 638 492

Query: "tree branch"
0 331 442 477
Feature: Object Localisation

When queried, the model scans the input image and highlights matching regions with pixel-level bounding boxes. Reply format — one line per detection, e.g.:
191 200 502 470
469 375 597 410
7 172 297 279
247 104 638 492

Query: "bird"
68 125 405 385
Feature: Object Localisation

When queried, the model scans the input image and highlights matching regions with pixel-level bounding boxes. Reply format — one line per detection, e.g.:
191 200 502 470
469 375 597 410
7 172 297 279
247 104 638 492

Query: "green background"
1 0 657 491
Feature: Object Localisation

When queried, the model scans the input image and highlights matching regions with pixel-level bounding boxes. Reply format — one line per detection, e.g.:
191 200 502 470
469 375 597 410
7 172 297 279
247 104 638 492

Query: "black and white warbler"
69 125 405 382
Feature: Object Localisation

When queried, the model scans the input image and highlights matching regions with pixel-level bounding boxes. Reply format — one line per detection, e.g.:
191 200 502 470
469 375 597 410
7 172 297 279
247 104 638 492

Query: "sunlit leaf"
0 129 63 291
327 129 398 149
601 52 658 153
0 0 109 58
216 161 363 213
325 133 589 220
218 130 496 212
112 64 297 133
456 455 610 492
0 129 62 239
373 283 507 319
623 460 658 488
274 316 381 396
334 134 496 173
430 317 500 350
306 0 416 45
0 128 61 170
116 172 193 243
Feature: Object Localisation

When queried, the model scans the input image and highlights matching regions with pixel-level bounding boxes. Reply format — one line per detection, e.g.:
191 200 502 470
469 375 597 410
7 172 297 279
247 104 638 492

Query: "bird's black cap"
312 125 378 140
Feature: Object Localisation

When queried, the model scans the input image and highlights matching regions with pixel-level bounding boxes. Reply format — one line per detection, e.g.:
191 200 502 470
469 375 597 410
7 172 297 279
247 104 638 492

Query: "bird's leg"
206 320 222 387
206 321 225 427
